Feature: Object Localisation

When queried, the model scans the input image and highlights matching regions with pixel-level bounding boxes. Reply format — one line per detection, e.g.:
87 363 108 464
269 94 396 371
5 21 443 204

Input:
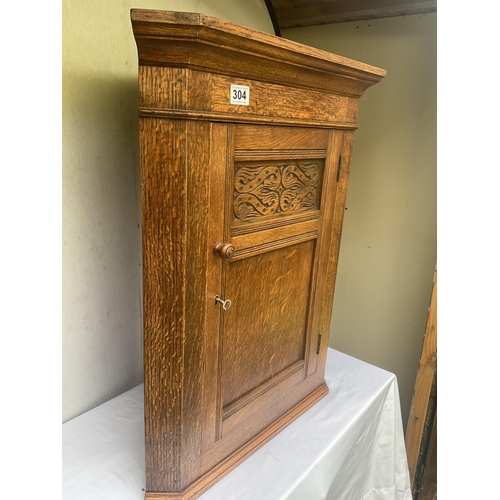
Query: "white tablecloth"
62 349 412 500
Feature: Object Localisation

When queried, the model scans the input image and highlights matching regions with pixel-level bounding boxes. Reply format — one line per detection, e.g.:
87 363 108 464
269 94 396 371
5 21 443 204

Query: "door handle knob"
213 242 235 261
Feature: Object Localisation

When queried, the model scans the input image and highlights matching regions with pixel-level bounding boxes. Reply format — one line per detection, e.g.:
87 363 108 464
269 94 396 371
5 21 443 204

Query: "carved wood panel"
233 160 324 222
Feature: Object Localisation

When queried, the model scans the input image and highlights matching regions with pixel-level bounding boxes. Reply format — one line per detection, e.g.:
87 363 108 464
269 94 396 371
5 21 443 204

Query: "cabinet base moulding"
146 383 328 500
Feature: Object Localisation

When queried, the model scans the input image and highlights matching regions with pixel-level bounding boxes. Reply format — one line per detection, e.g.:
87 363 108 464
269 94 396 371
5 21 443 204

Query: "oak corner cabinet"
131 9 385 500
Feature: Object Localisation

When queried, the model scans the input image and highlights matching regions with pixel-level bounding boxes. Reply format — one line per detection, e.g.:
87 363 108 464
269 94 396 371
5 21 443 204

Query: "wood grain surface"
406 271 437 490
131 8 386 97
222 241 315 408
271 0 437 29
140 117 187 491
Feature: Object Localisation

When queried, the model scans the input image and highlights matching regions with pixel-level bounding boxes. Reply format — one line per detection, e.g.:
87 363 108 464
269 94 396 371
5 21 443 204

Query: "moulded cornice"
131 9 386 97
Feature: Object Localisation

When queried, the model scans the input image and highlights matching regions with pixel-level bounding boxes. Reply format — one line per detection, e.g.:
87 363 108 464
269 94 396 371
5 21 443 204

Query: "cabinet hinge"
316 333 322 355
337 155 342 182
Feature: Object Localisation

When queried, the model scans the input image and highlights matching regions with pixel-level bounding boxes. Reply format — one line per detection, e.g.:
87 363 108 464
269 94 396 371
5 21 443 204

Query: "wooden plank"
201 124 228 452
141 117 187 492
182 119 212 485
235 125 330 151
273 0 437 28
210 75 351 125
419 412 437 500
405 270 437 488
139 66 188 109
313 129 350 375
264 0 282 36
231 218 319 252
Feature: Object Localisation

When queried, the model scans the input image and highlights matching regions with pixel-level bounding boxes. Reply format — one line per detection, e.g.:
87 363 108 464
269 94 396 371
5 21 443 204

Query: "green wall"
62 0 273 423
283 14 437 431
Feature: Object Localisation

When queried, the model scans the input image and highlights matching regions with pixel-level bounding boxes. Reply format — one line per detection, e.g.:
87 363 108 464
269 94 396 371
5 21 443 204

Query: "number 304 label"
230 85 250 105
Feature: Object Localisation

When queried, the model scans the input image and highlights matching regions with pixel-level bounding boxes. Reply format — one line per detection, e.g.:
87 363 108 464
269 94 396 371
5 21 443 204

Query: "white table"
62 349 412 500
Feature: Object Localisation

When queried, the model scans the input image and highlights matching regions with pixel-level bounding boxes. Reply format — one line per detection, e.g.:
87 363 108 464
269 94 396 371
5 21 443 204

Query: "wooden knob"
213 242 235 261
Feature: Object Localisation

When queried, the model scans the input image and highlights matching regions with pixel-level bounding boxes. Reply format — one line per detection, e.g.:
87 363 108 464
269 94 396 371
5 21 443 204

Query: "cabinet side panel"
319 130 355 368
139 66 188 109
181 120 212 487
305 129 343 376
141 117 187 492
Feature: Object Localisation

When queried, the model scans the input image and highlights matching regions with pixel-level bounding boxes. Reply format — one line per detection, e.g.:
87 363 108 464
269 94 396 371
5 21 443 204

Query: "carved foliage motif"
234 161 322 220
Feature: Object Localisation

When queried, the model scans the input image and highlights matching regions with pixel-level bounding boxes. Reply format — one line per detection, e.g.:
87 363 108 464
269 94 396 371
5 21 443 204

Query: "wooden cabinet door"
200 123 346 472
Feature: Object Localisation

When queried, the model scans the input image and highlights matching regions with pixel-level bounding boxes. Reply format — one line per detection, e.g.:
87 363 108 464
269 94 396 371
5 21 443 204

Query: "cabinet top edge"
130 9 386 88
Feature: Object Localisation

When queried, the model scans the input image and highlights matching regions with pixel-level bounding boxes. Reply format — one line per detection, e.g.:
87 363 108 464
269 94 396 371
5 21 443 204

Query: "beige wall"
283 14 437 430
62 0 273 423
